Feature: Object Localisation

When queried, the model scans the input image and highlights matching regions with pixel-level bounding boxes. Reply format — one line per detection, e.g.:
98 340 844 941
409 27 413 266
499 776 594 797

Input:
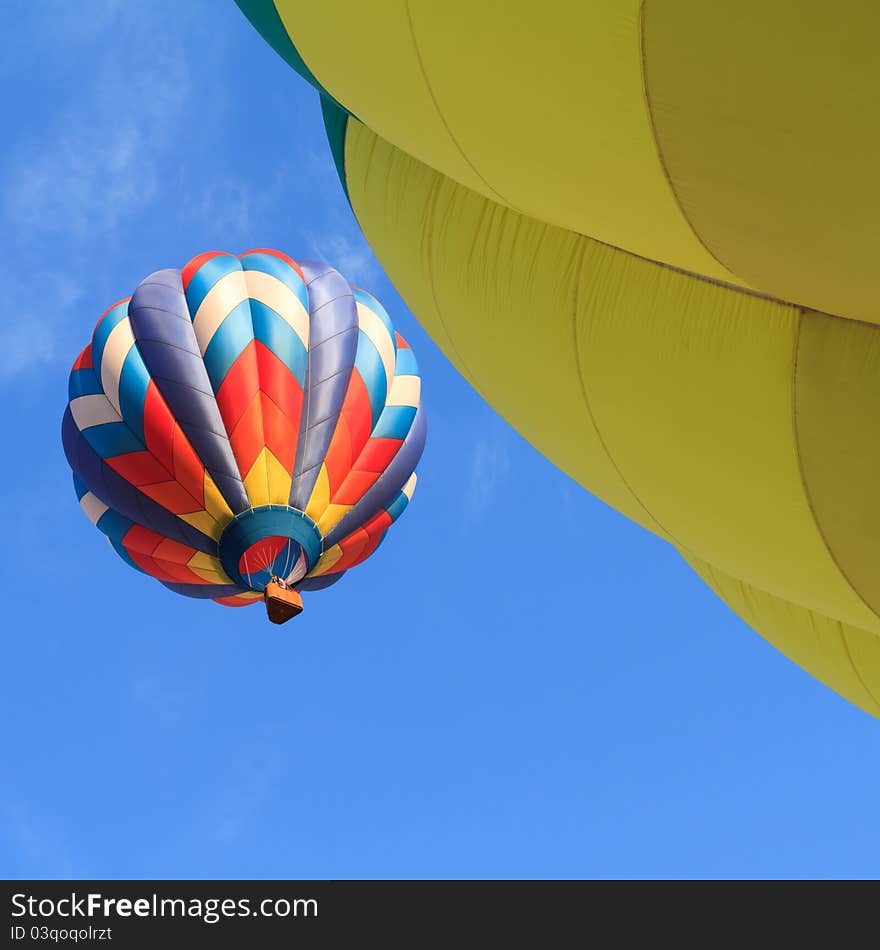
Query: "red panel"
170 426 206 504
333 527 369 571
141 382 176 472
72 344 93 371
322 413 352 496
340 370 372 462
255 341 302 419
182 251 228 291
214 594 260 608
363 509 394 537
228 392 267 478
333 469 381 506
260 391 296 475
140 480 203 515
215 340 260 432
327 510 393 573
355 437 402 474
122 524 164 556
127 550 206 585
106 450 172 487
395 332 410 350
152 537 196 565
238 535 289 574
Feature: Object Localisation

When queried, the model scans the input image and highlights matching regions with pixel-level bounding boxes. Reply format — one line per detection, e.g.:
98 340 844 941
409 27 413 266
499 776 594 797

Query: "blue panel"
352 287 394 338
183 254 242 319
91 300 129 371
117 348 151 443
394 347 419 377
372 405 417 441
250 299 308 386
202 300 254 389
82 421 145 460
354 332 388 428
385 489 410 523
68 367 104 400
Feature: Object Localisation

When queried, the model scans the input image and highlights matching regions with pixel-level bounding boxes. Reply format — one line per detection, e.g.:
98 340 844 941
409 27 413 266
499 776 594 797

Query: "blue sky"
2 1 879 880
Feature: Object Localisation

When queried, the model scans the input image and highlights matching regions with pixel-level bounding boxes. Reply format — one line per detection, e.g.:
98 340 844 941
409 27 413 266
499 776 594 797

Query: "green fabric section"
320 94 351 204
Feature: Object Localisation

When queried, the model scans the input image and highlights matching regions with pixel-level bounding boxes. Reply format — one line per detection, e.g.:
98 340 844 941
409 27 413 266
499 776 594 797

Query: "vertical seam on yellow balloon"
420 170 482 391
637 0 740 286
836 622 880 714
404 0 514 210
791 308 880 627
571 238 677 545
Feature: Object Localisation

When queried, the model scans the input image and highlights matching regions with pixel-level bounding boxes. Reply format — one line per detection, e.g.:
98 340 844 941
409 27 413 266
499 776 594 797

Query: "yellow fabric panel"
683 551 880 719
179 510 224 542
317 503 352 537
574 248 880 634
311 543 343 577
243 447 271 508
794 312 880 617
274 0 496 202
187 552 233 586
202 472 233 527
644 0 880 323
345 122 667 538
279 0 743 286
265 448 293 506
305 462 330 523
347 121 880 636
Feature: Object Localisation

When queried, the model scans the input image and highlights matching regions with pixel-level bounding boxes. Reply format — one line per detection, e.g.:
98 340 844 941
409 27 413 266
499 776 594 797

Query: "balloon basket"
264 582 303 624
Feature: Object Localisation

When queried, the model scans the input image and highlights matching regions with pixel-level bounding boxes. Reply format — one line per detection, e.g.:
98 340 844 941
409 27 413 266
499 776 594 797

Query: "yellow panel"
265 448 293 506
644 0 880 323
345 122 667 538
684 551 880 719
179 510 223 542
346 122 880 636
187 551 232 585
243 447 271 508
317 503 352 537
202 472 233 527
794 312 880 616
311 543 343 577
305 462 330 523
279 0 744 285
574 244 880 633
275 0 498 201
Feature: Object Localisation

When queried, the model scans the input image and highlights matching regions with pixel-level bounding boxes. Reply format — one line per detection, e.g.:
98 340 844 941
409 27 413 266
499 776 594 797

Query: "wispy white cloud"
0 7 192 381
464 433 512 520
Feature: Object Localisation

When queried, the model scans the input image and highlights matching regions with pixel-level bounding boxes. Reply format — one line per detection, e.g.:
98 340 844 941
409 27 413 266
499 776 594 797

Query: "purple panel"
62 408 216 554
289 261 358 509
161 581 247 600
325 402 426 547
128 269 250 514
297 571 345 592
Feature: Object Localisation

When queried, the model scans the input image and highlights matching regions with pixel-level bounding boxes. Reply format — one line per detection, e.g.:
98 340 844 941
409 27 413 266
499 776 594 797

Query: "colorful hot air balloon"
236 1 880 710
62 249 425 622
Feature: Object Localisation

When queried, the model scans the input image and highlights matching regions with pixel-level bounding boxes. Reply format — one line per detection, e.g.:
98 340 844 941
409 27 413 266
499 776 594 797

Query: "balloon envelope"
237 0 880 712
63 249 425 612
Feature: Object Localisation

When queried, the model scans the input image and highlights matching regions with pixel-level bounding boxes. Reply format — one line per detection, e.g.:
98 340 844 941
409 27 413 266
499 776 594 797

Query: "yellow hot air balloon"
237 0 880 715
